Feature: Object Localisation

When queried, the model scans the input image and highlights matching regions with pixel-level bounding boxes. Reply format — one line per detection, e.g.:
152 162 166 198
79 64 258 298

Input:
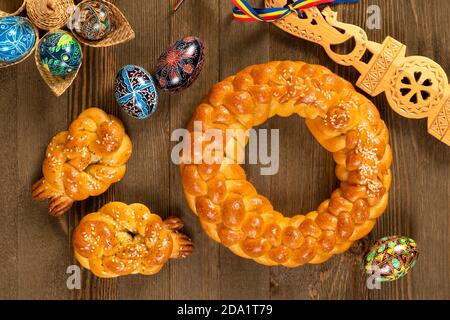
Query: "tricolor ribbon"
232 0 359 22
174 0 187 12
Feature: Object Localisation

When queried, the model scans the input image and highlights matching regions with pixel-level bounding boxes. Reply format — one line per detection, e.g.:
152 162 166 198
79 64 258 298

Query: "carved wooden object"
266 0 450 146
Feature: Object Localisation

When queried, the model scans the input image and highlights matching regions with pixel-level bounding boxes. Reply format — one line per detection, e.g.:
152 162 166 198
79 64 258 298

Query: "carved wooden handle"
266 0 450 146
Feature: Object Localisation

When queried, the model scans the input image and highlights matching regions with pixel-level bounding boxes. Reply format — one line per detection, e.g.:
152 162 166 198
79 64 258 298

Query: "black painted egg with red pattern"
153 36 205 92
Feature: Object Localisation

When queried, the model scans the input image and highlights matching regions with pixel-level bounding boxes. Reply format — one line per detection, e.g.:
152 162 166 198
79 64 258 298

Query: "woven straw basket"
0 17 39 69
2 0 134 95
0 0 27 17
26 0 74 31
34 30 82 97
69 0 135 47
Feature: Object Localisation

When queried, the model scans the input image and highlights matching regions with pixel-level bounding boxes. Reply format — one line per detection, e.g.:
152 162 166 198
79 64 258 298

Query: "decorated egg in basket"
0 16 36 63
74 1 113 41
38 31 82 77
115 65 158 120
154 36 205 92
364 236 418 282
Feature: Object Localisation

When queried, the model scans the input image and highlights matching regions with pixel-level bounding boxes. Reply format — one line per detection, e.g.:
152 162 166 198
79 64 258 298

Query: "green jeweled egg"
364 235 418 282
38 31 82 77
74 1 113 41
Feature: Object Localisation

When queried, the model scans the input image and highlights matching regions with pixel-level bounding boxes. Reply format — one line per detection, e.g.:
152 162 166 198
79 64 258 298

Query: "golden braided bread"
181 61 392 267
32 108 132 216
73 202 193 278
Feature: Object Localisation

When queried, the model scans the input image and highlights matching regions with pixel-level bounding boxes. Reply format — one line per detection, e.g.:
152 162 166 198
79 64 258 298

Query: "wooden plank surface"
0 0 448 300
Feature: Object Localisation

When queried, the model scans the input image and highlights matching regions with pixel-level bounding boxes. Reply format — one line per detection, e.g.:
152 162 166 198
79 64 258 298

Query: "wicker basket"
0 0 27 17
34 30 82 96
0 17 39 69
26 0 74 31
2 0 134 95
69 0 135 47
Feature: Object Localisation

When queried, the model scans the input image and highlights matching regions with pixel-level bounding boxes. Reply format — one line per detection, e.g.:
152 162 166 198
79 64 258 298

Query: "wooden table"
0 0 448 300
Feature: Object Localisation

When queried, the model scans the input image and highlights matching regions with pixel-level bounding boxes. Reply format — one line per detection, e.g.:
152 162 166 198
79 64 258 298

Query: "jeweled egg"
0 16 36 63
74 1 113 41
38 31 82 77
364 236 418 282
154 36 205 92
115 65 158 120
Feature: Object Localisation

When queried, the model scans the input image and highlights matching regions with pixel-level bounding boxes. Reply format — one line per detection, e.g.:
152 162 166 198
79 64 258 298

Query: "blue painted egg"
0 16 36 63
154 36 205 92
115 65 158 120
38 31 82 77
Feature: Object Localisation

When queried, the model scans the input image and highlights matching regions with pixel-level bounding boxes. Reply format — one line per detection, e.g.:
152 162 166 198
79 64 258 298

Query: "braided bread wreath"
181 61 392 267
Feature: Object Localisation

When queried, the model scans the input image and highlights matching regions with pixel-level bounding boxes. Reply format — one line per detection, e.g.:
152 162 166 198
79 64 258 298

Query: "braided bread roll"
181 61 392 267
73 202 193 278
32 108 132 216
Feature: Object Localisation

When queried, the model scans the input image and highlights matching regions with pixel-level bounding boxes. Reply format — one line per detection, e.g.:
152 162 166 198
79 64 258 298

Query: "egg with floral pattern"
154 36 205 92
0 16 36 63
364 236 418 282
38 31 82 77
74 1 113 41
115 65 158 120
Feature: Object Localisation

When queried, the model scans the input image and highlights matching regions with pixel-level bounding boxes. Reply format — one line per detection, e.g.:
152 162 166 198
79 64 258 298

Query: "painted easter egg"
364 236 418 282
154 36 205 92
74 1 113 41
115 65 158 120
0 16 36 63
38 31 82 77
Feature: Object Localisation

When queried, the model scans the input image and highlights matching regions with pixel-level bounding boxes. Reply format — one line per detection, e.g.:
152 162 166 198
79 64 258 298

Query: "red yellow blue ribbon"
174 0 187 12
173 0 359 18
232 0 359 22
